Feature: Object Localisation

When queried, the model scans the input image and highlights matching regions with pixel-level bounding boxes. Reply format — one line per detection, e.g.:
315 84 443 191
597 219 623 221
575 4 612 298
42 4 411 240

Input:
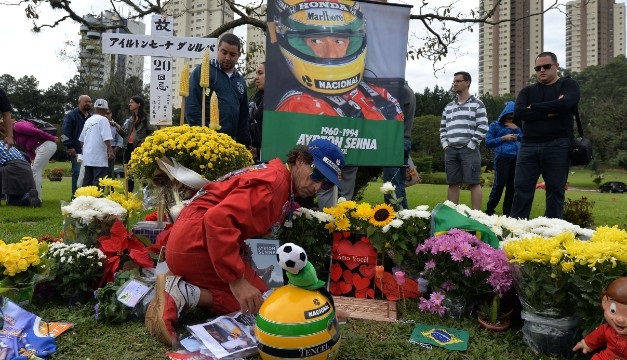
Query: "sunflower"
369 203 396 227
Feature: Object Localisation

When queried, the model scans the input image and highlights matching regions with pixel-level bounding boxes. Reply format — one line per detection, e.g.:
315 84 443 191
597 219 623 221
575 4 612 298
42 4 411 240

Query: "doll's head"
601 277 627 336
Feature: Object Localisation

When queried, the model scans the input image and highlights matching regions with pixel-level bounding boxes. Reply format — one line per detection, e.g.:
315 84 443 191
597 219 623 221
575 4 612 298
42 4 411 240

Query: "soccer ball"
276 243 307 274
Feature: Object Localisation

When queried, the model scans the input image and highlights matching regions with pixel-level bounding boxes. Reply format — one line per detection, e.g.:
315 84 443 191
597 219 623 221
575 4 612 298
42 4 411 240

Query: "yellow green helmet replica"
274 0 367 95
255 285 341 359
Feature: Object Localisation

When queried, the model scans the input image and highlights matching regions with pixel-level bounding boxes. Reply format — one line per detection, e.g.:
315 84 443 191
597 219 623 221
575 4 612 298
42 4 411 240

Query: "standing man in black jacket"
511 52 580 219
61 95 92 197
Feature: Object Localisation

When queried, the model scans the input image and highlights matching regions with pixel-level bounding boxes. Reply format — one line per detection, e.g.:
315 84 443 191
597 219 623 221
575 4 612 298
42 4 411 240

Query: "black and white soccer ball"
276 243 307 274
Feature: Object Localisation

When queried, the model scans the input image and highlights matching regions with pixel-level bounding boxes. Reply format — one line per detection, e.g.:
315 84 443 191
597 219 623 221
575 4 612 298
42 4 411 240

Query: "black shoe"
29 189 42 208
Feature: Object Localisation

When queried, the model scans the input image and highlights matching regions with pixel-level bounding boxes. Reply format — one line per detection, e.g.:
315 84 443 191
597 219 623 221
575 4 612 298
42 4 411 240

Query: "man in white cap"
78 99 113 187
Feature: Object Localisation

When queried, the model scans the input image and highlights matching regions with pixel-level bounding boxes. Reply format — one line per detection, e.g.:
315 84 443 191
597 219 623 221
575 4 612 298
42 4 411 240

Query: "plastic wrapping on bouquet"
443 295 476 319
62 216 117 248
521 311 581 359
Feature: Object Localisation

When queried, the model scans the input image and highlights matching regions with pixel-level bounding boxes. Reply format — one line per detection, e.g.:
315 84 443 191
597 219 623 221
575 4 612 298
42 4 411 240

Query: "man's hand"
3 136 13 149
229 276 263 314
67 148 77 157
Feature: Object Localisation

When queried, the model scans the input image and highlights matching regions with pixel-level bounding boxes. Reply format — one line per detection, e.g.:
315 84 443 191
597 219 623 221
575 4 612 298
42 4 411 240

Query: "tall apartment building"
478 0 544 96
78 11 145 90
166 0 234 106
246 5 267 84
565 0 626 72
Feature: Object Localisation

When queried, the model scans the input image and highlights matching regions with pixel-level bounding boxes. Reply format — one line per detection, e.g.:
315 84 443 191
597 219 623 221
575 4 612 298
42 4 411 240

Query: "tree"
7 0 562 67
94 73 145 124
0 74 17 94
415 85 453 117
41 82 72 124
572 55 627 169
10 75 43 119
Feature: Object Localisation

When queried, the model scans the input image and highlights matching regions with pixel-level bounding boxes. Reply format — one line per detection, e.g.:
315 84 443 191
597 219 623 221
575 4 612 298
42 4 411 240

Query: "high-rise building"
78 11 145 90
478 0 544 96
166 0 234 107
566 0 626 72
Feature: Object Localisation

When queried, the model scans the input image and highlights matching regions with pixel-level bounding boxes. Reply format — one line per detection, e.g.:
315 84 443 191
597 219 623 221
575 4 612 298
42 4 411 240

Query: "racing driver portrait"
266 0 404 121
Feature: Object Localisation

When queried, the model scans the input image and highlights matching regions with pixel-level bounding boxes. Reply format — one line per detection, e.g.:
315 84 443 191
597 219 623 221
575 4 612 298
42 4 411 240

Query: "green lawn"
362 169 627 228
3 162 621 359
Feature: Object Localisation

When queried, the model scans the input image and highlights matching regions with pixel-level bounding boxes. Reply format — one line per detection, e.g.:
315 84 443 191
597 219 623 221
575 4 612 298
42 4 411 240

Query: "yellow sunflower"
369 203 396 227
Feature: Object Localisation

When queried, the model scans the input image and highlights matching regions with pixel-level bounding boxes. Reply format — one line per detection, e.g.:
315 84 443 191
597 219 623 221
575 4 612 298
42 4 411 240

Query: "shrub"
563 196 595 228
420 173 447 185
414 155 433 174
45 168 66 177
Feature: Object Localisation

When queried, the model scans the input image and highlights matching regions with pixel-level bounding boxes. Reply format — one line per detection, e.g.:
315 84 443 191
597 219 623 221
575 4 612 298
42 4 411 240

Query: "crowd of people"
0 89 150 204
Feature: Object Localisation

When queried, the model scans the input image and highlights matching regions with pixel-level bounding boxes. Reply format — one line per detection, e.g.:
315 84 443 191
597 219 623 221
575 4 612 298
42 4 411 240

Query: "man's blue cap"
307 139 345 190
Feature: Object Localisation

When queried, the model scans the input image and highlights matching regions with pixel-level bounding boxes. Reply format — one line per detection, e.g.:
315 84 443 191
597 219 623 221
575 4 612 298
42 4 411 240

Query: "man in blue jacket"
185 33 249 146
61 95 92 197
485 101 522 216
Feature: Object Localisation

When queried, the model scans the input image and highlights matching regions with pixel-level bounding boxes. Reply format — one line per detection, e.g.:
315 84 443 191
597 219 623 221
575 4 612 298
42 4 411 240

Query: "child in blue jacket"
485 101 522 216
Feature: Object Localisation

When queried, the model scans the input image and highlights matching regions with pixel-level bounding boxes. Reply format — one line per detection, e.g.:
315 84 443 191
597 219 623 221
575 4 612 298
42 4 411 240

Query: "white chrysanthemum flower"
389 219 403 228
382 224 391 233
61 196 127 224
379 182 395 195
313 211 334 223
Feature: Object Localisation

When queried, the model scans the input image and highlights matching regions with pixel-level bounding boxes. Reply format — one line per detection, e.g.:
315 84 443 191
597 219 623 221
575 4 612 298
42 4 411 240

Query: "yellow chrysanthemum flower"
128 125 252 181
99 177 124 190
74 186 103 198
352 203 373 220
334 217 352 232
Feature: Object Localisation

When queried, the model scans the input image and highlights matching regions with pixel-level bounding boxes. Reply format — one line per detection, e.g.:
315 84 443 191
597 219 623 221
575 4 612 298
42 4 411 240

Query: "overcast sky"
1 1 622 96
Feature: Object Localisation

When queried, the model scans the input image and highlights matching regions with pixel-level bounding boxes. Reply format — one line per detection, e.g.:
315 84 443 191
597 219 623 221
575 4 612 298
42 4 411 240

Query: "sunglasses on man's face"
534 63 554 72
310 165 334 190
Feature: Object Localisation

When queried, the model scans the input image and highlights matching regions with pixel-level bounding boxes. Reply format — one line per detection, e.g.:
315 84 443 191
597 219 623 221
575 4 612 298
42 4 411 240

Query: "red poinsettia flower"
98 219 154 286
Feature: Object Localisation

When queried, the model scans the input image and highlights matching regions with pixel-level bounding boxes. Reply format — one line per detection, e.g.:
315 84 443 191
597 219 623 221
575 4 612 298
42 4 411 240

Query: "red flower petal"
99 256 121 287
98 219 127 254
129 249 155 268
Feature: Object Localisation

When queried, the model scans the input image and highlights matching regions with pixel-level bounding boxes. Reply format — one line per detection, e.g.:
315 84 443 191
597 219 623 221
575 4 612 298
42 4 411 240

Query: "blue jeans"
510 138 571 219
383 139 411 210
486 155 516 216
70 156 81 196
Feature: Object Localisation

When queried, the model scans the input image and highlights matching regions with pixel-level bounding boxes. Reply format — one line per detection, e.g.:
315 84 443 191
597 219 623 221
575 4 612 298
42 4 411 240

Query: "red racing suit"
160 159 291 314
276 82 404 121
583 323 627 360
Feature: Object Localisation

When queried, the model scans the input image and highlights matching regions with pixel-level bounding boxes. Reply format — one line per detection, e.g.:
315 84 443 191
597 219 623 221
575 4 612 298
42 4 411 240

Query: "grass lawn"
2 162 622 359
